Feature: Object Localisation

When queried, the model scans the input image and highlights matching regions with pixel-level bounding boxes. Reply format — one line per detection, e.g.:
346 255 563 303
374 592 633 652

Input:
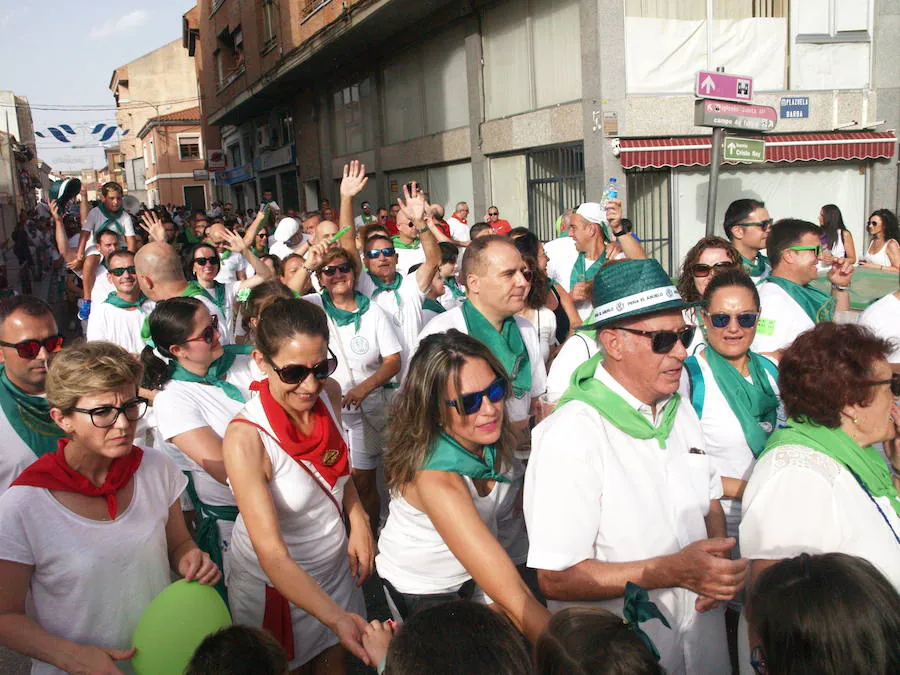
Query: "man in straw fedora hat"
524 258 747 675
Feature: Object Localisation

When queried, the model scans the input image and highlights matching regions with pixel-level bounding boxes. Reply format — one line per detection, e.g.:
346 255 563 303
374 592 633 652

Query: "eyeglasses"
616 326 696 354
0 335 64 360
109 265 136 277
193 255 220 267
750 646 767 674
488 211 499 217
268 349 339 384
183 315 219 344
787 245 821 256
447 377 508 415
706 312 759 329
365 247 396 259
692 261 735 278
69 397 148 429
320 262 353 277
867 220 879 226
866 373 900 397
738 219 773 231
257 232 268 237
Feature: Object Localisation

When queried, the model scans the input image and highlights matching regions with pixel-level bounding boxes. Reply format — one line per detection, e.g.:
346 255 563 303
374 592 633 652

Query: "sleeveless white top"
864 239 897 267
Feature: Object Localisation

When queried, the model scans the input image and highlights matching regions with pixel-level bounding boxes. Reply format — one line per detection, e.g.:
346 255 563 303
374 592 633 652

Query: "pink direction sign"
694 100 777 132
695 71 753 103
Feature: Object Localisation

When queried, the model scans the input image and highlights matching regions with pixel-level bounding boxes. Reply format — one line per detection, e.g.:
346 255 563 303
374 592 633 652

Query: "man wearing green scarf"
723 198 772 283
753 219 854 353
0 296 65 493
524 258 746 675
85 249 152 354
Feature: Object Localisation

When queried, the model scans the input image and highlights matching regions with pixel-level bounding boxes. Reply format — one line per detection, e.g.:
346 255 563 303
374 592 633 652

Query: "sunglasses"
706 312 759 329
867 220 879 226
0 335 64 360
868 373 900 397
787 245 821 256
488 212 499 217
257 232 269 237
193 255 220 267
692 261 735 278
69 397 148 429
617 325 696 354
184 315 219 344
365 247 396 259
109 265 136 277
738 219 773 231
320 262 353 277
447 376 508 415
269 349 339 384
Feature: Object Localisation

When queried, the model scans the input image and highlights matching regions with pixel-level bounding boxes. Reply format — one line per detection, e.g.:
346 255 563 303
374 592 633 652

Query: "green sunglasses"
787 245 820 256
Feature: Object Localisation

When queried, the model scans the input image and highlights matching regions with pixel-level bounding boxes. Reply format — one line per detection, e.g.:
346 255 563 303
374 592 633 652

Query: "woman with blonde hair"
376 330 550 643
0 342 219 674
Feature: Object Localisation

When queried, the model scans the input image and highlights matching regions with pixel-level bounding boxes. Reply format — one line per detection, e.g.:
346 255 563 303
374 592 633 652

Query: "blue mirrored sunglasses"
447 377 508 415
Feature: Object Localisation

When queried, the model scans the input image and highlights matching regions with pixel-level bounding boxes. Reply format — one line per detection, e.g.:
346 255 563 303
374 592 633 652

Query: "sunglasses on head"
706 312 759 329
0 335 64 360
109 265 136 277
269 349 339 384
193 255 220 267
692 261 735 278
868 373 900 397
787 245 820 256
616 325 696 354
447 376 508 415
738 219 773 231
320 262 353 277
183 315 219 344
365 247 396 259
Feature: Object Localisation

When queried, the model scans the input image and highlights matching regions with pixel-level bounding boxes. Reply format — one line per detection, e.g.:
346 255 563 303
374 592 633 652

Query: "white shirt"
357 272 425 373
0 448 186 675
215 252 246 284
85 298 153 354
524 362 727 675
545 236 623 319
447 216 471 242
0 402 42 493
89 265 116 304
859 292 900 363
519 306 557 365
394 244 426 277
83 206 134 254
545 333 599 399
751 280 815 353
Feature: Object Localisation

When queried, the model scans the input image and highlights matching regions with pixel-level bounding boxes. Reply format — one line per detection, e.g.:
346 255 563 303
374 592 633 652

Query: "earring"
853 417 860 425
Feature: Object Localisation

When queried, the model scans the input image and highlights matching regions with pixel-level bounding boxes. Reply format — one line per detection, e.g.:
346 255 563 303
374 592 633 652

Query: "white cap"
272 217 300 243
575 202 605 225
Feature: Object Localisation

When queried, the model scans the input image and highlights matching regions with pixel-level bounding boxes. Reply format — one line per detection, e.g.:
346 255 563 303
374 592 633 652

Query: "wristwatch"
415 224 429 234
613 229 626 237
831 283 850 291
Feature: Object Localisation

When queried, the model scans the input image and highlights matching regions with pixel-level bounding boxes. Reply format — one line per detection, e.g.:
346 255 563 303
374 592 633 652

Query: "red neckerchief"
11 439 143 520
454 214 468 225
251 379 349 487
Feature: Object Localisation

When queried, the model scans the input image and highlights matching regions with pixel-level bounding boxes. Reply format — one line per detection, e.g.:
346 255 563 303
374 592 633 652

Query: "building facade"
137 107 209 210
192 0 899 271
0 92 40 238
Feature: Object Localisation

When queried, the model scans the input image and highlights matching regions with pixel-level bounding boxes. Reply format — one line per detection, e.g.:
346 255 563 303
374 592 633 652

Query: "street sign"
780 96 810 119
695 100 777 132
695 71 753 103
723 137 766 163
193 169 210 181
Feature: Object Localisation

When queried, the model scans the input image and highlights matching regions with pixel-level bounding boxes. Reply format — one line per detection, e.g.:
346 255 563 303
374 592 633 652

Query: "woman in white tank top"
860 209 900 273
376 330 550 643
818 204 857 270
222 298 373 672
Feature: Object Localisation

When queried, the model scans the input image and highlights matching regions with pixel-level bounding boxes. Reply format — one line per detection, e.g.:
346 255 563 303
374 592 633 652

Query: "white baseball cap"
272 217 300 243
575 202 606 225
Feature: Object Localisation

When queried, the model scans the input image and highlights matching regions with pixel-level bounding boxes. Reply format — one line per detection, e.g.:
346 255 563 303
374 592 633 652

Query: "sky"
0 0 196 172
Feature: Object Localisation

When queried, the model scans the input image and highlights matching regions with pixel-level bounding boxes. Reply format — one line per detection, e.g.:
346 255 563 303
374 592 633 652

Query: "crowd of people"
0 159 897 674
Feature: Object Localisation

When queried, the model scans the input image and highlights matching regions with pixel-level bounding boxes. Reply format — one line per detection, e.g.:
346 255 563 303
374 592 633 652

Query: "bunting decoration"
33 122 126 147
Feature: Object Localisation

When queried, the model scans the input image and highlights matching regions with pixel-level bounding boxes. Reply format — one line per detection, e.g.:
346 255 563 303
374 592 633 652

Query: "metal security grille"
625 170 674 274
526 144 586 241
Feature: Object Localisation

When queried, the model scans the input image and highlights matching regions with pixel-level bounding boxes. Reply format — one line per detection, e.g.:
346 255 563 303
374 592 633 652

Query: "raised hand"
304 241 331 271
397 181 426 223
827 259 854 287
139 211 167 243
49 200 60 221
341 160 369 199
221 228 247 254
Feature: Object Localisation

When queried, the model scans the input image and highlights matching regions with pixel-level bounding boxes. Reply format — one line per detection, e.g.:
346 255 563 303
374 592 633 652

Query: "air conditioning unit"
257 124 274 150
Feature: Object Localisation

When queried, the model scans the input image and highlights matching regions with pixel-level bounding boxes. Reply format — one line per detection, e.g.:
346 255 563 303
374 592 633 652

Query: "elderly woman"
0 342 219 674
739 322 900 674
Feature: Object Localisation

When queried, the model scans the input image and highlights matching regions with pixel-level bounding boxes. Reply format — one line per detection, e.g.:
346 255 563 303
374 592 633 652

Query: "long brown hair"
676 236 741 302
385 330 514 492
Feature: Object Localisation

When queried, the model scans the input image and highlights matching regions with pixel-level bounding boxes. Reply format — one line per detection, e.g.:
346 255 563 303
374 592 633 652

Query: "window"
149 140 156 165
262 0 277 46
179 136 202 160
228 142 242 167
331 77 375 156
216 25 245 88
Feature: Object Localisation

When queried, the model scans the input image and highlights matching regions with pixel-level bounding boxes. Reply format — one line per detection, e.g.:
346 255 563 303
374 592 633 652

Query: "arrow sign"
722 137 765 163
695 71 753 103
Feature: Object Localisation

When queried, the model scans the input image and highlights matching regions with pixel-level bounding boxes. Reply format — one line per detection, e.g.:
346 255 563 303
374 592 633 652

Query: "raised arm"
605 198 646 260
397 184 440 293
222 228 273 281
242 208 268 249
339 160 367 270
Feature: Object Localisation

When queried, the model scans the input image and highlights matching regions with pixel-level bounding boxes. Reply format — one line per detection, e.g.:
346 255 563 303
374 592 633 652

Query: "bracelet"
831 283 850 291
301 262 315 274
416 226 429 234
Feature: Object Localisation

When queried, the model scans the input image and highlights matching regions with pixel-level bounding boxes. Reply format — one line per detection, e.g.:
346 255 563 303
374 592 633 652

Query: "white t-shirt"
545 333 599 399
395 244 426 277
0 402 43 493
520 306 557 365
751 280 815 353
356 272 425 372
83 206 135 254
447 216 471 242
545 236 622 319
89 266 116 304
0 448 186 675
85 298 153 354
525 362 727 675
215 252 246 284
859 292 900 363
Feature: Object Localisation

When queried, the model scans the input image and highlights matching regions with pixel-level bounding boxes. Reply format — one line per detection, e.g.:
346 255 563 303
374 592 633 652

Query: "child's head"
185 625 288 675
747 552 900 675
385 600 532 675
535 607 663 675
100 182 124 211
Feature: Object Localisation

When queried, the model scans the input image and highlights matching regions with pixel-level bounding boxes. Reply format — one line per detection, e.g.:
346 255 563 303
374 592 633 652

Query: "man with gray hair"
447 201 470 244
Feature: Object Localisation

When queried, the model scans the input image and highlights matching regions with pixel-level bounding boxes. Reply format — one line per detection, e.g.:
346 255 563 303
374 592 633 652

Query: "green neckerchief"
445 277 466 299
168 344 253 403
321 291 371 332
368 271 403 309
250 245 268 257
766 275 835 323
461 301 531 398
219 250 232 261
97 203 125 237
557 353 680 449
183 280 217 304
423 298 446 314
702 348 779 457
762 419 900 518
569 250 607 289
741 252 770 278
623 582 671 662
104 291 148 310
391 235 420 250
184 228 201 244
422 431 509 483
0 366 64 458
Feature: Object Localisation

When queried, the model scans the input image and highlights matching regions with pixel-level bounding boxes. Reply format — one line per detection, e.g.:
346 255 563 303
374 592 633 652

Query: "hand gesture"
819 248 835 265
177 547 222 586
341 160 369 199
668 538 748 601
827 259 854 287
571 281 592 302
69 644 137 675
49 200 60 221
347 517 375 585
66 256 85 272
330 612 373 666
221 228 247 254
605 198 623 233
342 383 369 410
304 242 330 271
362 620 396 669
397 182 427 224
139 211 167 243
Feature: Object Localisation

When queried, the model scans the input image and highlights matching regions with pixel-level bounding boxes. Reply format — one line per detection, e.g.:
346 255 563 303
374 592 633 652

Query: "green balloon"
131 580 232 675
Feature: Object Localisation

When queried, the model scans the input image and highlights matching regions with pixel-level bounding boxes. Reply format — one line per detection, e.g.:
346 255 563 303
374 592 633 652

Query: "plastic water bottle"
600 177 618 208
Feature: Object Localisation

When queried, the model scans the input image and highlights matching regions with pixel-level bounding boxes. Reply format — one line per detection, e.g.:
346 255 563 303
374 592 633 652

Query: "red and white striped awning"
618 131 897 169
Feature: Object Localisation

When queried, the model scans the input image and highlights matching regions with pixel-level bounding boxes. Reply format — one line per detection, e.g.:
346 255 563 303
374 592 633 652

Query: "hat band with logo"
593 285 682 324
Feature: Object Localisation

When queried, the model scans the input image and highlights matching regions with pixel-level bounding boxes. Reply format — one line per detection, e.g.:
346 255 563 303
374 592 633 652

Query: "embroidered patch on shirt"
756 318 775 336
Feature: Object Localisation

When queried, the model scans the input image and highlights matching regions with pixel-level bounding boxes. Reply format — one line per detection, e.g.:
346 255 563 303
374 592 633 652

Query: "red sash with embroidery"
11 439 143 520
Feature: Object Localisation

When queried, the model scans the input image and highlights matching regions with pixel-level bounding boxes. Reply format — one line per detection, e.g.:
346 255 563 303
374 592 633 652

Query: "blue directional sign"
780 96 810 119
